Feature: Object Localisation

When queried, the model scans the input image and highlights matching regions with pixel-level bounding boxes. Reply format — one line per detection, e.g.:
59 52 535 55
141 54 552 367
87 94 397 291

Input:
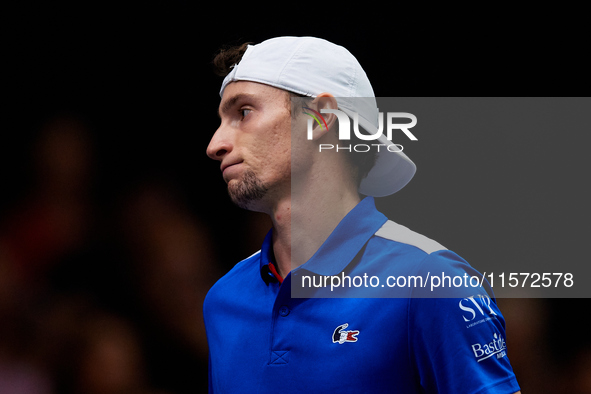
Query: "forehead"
218 81 289 115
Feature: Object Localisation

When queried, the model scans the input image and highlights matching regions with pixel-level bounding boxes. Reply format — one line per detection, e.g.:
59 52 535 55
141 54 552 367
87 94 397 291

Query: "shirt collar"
259 196 387 283
259 229 278 285
296 196 387 276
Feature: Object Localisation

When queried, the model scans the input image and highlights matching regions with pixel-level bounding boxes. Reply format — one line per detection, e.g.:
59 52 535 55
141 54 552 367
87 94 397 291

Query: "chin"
227 169 269 211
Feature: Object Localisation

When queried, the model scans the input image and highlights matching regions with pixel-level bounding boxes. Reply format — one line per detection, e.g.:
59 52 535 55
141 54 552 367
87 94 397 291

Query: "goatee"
227 169 268 209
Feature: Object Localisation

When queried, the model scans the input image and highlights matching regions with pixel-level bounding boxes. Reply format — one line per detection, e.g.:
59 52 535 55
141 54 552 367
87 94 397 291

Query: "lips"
221 160 244 181
221 160 243 174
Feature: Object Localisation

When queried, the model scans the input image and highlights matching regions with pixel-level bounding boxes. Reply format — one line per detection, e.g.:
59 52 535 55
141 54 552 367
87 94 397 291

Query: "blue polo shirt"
203 197 520 393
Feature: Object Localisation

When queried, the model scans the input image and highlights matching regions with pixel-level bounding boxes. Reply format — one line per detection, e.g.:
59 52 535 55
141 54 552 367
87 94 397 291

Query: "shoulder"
371 219 475 272
368 219 463 272
203 250 262 308
213 249 261 285
373 219 447 255
364 219 488 297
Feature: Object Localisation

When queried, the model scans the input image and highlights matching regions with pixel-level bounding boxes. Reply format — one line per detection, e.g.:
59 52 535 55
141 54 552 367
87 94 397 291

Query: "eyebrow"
218 93 255 118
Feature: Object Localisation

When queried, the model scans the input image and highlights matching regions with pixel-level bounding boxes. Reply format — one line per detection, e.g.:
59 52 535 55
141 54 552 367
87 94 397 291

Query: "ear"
305 92 338 141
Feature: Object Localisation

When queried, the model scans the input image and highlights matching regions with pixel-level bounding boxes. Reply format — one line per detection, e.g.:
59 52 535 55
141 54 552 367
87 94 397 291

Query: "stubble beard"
227 168 268 210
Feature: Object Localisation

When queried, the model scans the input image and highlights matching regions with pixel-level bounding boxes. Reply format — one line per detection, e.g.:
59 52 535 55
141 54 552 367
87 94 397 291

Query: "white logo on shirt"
459 294 498 328
471 333 507 362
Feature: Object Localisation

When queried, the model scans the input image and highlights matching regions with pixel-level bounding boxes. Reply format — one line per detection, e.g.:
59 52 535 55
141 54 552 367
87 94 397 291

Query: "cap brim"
341 109 416 197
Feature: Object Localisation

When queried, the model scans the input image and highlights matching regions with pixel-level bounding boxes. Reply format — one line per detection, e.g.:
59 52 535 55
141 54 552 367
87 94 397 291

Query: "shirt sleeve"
408 250 521 394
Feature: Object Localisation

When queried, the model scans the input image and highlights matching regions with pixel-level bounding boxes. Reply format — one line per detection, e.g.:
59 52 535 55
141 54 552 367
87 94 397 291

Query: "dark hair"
212 42 251 77
212 42 377 190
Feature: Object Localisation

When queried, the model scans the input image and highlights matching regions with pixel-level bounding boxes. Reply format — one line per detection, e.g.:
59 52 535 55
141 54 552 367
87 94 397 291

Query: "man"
204 36 521 393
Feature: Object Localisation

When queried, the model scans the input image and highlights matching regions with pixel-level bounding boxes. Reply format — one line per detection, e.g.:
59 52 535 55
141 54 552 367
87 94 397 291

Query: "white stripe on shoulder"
240 249 261 262
374 220 446 254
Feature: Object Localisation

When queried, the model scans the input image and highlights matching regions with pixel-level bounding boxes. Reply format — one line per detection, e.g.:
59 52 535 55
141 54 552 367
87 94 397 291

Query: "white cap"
219 36 416 197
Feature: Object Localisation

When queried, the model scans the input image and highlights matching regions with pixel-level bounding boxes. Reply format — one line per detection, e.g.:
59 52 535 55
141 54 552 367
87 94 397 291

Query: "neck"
269 174 360 279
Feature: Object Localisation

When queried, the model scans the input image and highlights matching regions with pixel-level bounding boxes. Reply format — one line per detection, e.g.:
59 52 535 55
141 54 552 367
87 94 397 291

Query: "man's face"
207 81 293 212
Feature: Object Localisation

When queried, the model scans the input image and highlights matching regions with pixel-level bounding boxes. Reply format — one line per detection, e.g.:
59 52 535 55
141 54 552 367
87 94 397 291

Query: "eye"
241 108 252 118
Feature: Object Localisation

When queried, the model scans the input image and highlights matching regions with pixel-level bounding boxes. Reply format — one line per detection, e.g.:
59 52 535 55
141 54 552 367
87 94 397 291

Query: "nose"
206 124 232 161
